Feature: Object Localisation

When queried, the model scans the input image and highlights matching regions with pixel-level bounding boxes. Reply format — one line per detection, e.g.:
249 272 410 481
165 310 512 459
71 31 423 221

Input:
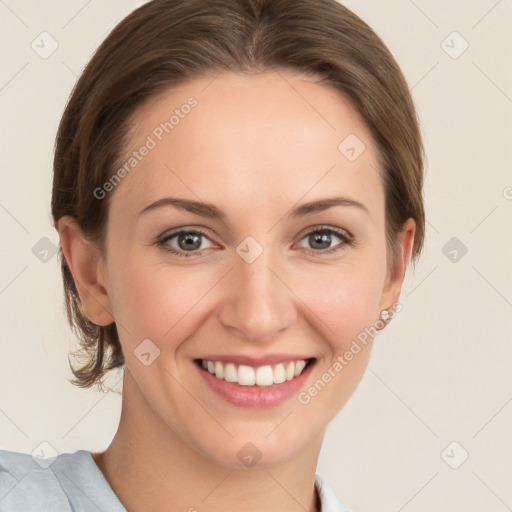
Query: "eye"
158 229 214 257
297 226 353 254
157 225 354 258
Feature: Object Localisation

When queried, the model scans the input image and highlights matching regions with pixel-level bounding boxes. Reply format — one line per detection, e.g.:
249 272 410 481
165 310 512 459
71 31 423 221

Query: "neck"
92 370 323 512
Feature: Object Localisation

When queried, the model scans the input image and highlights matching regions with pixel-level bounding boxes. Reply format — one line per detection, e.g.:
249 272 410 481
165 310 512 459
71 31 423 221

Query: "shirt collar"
315 474 351 512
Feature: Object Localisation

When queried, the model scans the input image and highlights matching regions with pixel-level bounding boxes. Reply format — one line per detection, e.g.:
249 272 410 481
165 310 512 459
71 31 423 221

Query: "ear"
57 216 114 326
379 217 416 311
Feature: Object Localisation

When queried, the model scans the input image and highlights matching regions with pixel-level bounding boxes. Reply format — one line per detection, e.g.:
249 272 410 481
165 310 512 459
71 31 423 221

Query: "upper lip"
195 354 314 367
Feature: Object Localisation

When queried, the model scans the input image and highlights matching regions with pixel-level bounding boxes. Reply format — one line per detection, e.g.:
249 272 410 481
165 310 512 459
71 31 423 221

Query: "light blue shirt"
0 449 350 511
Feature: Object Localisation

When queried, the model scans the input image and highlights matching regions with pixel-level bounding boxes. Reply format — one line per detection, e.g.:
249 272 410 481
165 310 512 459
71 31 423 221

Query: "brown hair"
51 0 425 390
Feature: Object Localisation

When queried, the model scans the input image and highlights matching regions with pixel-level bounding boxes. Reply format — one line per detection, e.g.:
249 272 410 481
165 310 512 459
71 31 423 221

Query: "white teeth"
224 363 238 383
294 360 306 376
285 361 295 381
238 365 255 386
255 365 274 387
214 361 224 379
199 359 310 387
273 363 286 384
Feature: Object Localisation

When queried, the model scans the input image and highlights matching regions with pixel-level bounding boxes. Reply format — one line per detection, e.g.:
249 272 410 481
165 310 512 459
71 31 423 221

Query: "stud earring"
379 309 390 321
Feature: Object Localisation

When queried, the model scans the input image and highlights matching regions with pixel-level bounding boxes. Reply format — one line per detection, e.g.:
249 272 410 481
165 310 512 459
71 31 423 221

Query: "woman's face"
98 70 407 468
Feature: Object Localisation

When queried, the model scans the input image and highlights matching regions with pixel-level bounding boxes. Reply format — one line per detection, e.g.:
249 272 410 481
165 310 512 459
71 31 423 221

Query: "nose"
217 246 296 343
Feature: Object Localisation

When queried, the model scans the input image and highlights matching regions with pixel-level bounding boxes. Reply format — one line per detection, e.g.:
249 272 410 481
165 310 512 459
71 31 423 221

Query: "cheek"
109 242 386 349
295 259 385 416
107 252 218 347
302 258 385 347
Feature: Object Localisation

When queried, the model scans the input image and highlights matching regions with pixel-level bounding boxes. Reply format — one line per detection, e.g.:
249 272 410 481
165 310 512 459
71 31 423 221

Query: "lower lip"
195 360 315 409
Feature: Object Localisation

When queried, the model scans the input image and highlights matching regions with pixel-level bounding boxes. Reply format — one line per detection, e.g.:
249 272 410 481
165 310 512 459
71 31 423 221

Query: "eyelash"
157 225 355 258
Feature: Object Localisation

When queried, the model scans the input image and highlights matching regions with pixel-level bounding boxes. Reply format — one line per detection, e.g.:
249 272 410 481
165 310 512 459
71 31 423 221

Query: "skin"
58 69 415 512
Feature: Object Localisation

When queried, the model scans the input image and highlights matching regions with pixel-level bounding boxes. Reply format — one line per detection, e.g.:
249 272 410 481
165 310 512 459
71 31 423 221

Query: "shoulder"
315 473 353 512
0 448 75 511
0 448 125 511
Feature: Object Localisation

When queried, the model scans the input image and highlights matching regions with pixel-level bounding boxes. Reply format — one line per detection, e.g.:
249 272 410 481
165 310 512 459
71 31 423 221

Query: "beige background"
1 1 511 511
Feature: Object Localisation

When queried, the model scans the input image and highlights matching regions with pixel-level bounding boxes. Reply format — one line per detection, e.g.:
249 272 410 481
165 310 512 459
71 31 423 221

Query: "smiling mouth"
194 358 315 387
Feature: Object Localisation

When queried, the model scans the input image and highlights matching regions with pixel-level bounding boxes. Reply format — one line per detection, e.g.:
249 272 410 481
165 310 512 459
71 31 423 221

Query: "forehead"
110 70 383 219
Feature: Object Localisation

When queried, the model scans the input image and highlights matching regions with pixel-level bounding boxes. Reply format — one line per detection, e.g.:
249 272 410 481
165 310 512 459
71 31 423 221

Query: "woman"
0 0 424 510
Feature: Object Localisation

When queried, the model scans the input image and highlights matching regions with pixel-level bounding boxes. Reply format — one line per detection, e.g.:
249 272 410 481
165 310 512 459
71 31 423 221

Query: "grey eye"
163 231 213 252
298 230 345 251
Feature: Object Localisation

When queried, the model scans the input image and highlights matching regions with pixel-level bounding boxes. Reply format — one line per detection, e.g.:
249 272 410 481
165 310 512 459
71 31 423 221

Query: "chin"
190 424 319 470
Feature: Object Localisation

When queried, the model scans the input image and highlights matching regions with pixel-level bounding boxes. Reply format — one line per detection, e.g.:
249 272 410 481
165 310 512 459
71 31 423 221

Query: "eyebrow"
137 195 369 221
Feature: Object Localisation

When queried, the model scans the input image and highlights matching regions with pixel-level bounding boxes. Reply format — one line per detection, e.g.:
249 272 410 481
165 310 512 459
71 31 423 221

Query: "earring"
379 309 390 321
